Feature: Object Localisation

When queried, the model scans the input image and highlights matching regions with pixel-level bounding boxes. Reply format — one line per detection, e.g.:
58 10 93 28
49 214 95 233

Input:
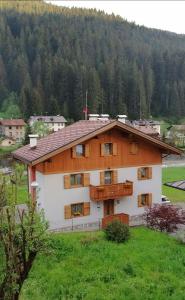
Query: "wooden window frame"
64 202 90 219
100 170 118 185
64 173 90 189
72 144 90 158
70 173 83 188
138 167 152 180
138 193 152 207
101 142 117 156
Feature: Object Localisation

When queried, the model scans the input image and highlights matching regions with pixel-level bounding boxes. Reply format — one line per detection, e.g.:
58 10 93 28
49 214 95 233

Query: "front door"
104 199 114 217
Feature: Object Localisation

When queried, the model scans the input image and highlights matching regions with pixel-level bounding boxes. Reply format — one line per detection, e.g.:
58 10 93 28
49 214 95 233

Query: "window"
104 143 113 155
138 167 152 180
70 174 83 186
104 171 113 184
71 203 83 217
100 170 118 185
76 144 85 157
138 193 152 207
72 144 90 158
64 173 90 189
141 194 148 206
9 126 12 130
64 202 90 219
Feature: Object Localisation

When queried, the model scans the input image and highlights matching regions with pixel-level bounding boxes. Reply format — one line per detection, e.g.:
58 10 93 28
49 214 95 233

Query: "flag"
83 107 88 113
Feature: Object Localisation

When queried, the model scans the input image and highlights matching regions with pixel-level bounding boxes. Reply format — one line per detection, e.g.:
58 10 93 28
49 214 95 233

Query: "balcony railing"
102 213 129 228
89 181 133 201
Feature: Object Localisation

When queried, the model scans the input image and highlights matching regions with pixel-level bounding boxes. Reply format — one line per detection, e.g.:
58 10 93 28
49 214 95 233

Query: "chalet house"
13 119 181 230
0 119 26 143
29 115 67 132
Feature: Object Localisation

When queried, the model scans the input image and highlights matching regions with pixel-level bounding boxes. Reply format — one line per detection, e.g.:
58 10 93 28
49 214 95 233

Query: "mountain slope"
1 0 185 120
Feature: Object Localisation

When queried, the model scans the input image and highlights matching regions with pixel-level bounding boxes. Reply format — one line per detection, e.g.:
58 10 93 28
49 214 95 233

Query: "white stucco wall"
36 165 162 230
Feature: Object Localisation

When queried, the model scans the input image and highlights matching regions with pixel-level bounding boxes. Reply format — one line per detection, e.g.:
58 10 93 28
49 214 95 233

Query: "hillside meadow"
18 228 185 300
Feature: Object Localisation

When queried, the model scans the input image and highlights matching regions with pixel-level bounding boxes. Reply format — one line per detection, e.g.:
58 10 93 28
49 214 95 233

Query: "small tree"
31 121 49 137
144 204 185 233
0 171 48 300
104 220 130 243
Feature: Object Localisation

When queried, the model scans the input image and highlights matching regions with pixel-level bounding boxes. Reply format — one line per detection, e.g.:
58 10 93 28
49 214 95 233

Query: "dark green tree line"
1 1 185 121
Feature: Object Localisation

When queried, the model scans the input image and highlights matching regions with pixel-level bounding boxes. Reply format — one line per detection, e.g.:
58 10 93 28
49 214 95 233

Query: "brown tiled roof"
13 120 113 164
0 119 26 126
13 120 182 165
134 125 159 136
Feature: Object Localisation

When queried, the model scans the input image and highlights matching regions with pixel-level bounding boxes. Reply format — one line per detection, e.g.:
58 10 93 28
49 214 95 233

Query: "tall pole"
85 90 88 120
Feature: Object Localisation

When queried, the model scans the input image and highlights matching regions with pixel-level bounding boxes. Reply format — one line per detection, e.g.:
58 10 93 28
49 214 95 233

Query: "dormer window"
76 144 85 157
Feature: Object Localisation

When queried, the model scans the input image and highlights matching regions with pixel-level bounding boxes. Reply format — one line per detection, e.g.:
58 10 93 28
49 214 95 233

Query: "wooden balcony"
89 181 133 201
102 213 129 228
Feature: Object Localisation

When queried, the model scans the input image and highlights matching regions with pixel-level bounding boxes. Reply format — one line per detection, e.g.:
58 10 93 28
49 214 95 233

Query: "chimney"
117 115 127 124
29 134 39 149
98 114 110 121
88 114 100 121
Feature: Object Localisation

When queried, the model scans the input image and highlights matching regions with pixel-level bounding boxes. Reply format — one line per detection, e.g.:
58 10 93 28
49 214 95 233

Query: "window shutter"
130 142 138 154
148 194 152 207
138 195 142 207
85 144 90 157
83 173 90 186
64 175 71 189
100 171 105 185
113 143 118 155
83 202 90 216
137 168 142 180
100 144 104 156
148 167 152 179
64 205 71 219
112 170 118 184
72 147 76 158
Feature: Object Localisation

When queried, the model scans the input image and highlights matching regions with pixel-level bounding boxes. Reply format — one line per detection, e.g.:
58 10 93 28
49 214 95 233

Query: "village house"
29 115 67 132
0 119 26 143
13 117 181 231
166 125 185 147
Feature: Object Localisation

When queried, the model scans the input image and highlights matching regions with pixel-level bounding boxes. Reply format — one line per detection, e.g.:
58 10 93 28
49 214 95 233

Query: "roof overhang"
13 120 183 166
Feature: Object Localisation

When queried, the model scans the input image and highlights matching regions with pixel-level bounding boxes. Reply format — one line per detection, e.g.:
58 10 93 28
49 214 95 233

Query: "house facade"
29 116 67 132
13 119 181 230
0 119 26 142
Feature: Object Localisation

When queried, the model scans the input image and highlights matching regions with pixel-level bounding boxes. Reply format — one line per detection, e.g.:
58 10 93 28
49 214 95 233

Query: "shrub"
104 220 130 243
144 204 185 233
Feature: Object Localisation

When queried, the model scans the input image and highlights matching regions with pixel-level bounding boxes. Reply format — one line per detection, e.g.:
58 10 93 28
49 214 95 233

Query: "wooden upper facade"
35 128 162 175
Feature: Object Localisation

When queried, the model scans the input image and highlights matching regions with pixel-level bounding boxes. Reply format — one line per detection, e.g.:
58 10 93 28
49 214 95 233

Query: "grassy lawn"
162 166 185 203
18 228 185 300
0 144 20 155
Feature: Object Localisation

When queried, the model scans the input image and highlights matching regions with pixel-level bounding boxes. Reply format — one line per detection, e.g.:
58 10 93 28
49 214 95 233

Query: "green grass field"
18 228 185 300
0 144 20 155
162 166 185 203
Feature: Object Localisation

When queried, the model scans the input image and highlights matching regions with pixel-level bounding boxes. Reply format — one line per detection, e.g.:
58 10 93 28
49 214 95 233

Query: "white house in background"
29 115 67 132
13 117 181 231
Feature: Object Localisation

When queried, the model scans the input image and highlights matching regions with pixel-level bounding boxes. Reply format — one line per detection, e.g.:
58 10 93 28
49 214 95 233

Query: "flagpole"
85 90 88 120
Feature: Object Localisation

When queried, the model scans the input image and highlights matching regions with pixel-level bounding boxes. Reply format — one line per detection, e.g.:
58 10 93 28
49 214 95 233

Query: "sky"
46 1 185 35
